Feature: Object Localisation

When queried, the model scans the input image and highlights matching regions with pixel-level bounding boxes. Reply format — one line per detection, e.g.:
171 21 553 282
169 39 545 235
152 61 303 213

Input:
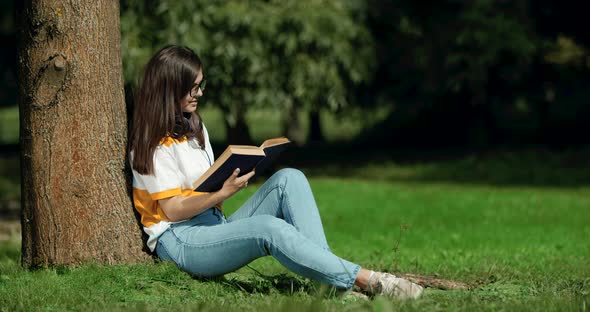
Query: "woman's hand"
158 168 254 222
218 168 255 198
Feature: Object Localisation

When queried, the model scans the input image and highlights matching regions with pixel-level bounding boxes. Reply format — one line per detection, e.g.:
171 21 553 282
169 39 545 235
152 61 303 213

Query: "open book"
193 137 291 192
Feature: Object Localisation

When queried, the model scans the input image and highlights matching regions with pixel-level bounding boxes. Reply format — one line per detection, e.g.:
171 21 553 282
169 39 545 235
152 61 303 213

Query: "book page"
228 145 259 150
260 137 290 149
229 146 265 155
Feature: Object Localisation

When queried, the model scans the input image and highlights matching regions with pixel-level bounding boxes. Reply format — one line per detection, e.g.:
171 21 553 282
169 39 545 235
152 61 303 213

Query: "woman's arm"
159 168 255 222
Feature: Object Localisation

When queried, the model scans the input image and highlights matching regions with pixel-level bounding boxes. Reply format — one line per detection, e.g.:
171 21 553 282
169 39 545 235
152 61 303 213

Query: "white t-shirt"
131 125 215 252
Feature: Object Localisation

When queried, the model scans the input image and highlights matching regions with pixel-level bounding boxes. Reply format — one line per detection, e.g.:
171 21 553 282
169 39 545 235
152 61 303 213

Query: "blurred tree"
529 1 590 147
363 0 538 148
120 0 590 149
0 0 17 107
264 0 375 144
362 0 590 149
121 0 374 145
16 0 150 267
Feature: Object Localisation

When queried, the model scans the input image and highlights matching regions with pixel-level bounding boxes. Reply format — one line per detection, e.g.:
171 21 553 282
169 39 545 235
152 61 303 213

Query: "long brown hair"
129 45 205 175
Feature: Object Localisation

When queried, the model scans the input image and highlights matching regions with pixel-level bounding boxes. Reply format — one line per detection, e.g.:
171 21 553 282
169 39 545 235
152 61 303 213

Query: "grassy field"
1 172 589 311
1 106 589 310
0 106 19 144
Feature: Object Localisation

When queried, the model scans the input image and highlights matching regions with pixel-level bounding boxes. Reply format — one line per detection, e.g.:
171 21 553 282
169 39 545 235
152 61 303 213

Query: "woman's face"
180 71 204 113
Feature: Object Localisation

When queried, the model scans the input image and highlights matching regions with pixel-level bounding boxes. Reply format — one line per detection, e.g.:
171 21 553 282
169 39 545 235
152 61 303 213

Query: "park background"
0 0 589 311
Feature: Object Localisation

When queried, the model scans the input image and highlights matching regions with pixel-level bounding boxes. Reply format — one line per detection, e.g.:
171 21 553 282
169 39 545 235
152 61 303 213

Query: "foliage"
0 0 588 148
120 0 374 142
361 0 590 148
0 0 17 108
1 172 589 310
116 0 590 147
120 1 161 87
365 0 536 112
371 0 537 99
448 0 537 95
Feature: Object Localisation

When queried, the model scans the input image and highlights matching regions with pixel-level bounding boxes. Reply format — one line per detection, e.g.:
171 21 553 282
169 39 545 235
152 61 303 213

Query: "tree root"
396 273 475 290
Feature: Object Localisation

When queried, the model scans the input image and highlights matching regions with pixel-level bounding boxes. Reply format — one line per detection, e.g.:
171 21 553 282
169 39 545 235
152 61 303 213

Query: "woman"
129 45 423 300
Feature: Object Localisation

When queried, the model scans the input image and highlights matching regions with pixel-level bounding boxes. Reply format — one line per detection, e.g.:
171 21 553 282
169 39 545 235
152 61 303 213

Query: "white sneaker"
368 272 423 300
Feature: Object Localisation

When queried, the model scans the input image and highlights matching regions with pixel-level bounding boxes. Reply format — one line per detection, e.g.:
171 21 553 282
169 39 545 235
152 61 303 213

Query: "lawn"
0 106 19 145
1 105 589 310
1 172 589 311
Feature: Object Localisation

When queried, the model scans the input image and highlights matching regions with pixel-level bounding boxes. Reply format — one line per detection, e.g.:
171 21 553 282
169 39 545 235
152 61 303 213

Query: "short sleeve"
132 147 183 200
202 124 215 162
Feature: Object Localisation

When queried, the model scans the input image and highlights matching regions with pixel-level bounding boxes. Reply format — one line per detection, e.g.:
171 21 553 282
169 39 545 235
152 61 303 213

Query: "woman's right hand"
159 168 255 222
219 168 255 198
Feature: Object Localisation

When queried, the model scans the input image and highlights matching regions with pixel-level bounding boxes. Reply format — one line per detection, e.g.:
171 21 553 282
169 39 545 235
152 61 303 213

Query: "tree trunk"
282 100 305 146
16 0 150 267
221 104 254 145
225 115 254 145
307 109 324 144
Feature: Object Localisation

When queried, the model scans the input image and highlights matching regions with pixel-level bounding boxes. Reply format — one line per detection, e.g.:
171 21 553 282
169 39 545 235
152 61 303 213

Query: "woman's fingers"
237 171 255 184
243 170 255 180
223 168 255 191
224 168 240 182
232 170 255 188
220 168 252 197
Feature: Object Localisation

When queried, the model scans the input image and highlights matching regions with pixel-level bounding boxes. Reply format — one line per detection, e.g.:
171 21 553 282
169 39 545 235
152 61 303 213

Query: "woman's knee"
276 168 305 179
256 215 287 230
252 215 293 240
272 168 307 187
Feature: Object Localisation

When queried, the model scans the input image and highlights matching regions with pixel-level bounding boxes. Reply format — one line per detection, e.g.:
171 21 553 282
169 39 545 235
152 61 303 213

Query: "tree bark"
307 110 324 144
16 0 150 267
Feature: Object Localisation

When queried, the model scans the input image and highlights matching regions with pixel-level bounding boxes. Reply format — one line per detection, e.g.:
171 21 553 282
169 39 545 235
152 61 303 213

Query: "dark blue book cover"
193 137 290 192
194 153 265 192
254 143 290 177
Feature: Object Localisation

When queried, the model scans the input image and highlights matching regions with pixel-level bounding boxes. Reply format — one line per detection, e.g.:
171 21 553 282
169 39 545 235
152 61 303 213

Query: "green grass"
0 106 19 144
1 105 589 310
1 175 589 311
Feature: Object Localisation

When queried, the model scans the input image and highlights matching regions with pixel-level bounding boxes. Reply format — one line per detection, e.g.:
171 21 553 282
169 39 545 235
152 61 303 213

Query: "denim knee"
254 215 294 245
275 168 305 181
256 215 289 233
270 168 307 191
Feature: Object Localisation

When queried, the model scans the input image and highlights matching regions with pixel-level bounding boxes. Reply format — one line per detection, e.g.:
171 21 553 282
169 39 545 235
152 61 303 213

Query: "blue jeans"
156 168 361 289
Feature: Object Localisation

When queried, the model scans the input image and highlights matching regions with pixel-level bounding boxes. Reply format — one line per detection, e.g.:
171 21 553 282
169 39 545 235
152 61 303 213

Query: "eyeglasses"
190 79 206 98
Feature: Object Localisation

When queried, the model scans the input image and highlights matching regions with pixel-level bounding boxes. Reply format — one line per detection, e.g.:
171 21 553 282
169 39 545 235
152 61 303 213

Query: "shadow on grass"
210 272 316 296
239 143 590 188
2 142 589 219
